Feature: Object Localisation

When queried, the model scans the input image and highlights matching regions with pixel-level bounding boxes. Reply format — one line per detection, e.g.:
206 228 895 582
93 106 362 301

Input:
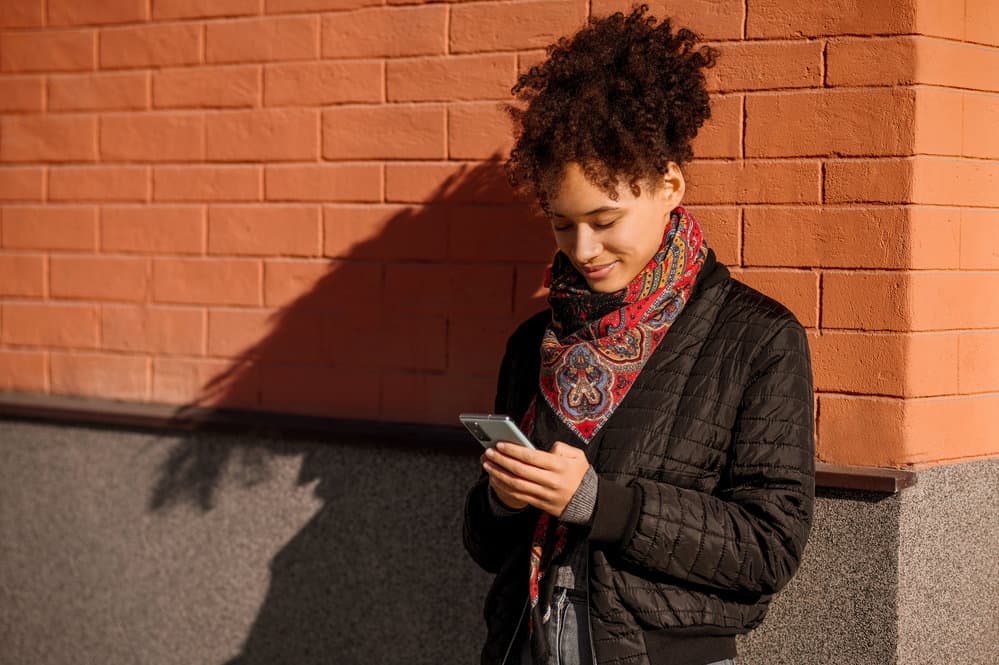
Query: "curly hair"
502 3 719 214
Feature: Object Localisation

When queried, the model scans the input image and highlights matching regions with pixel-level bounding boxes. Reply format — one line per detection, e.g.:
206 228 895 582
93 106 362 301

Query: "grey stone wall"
0 419 995 665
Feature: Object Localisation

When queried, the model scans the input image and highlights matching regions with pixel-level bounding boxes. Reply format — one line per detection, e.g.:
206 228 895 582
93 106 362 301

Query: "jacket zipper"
585 542 598 665
500 596 529 665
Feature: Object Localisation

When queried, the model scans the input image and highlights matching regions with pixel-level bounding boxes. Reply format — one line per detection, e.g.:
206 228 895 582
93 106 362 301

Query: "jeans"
511 587 738 665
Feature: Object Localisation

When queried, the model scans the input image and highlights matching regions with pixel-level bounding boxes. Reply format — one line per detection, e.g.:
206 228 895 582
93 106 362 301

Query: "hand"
481 440 591 517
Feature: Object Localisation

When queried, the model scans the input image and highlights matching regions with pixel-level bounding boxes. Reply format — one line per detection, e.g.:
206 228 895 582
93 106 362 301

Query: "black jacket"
462 248 816 665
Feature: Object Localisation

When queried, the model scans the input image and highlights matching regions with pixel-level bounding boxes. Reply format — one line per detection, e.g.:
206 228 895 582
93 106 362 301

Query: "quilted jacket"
462 246 816 665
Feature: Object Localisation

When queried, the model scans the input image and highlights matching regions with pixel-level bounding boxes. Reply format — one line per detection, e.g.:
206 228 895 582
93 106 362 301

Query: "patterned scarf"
522 205 708 663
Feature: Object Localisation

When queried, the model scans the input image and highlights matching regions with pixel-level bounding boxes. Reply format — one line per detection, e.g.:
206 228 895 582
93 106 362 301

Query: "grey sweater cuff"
559 465 598 525
487 485 528 517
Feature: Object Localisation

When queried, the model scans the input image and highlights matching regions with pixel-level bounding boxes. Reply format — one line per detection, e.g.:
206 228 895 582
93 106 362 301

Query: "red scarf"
522 205 708 660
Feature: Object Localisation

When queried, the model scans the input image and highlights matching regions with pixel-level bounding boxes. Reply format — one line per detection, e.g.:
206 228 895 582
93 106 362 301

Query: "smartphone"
458 413 536 450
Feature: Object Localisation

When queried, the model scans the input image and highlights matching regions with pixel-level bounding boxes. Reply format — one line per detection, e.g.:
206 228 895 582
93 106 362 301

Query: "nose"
571 224 602 265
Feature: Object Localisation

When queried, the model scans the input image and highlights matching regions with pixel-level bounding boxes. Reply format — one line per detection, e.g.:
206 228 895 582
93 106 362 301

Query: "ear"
658 161 685 209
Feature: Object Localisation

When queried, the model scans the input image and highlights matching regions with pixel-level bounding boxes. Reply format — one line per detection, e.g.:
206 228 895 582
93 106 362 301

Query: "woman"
462 5 815 665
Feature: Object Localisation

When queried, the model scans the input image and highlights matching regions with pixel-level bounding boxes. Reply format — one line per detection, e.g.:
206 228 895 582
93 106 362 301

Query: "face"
546 161 686 293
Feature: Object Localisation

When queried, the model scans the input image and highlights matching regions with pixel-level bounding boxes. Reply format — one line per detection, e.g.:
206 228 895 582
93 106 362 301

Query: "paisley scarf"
522 205 708 663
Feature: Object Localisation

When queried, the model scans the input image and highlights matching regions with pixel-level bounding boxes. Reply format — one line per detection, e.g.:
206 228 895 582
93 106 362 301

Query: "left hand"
482 440 591 517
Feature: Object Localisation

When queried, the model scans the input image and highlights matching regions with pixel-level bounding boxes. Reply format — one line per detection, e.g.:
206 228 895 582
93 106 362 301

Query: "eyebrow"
550 205 621 218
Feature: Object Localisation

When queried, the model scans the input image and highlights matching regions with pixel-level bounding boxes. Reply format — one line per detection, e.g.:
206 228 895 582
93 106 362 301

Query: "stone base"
0 419 994 664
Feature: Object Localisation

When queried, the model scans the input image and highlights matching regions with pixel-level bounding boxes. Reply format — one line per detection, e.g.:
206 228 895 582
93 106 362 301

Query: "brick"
102 304 204 356
821 271 909 330
100 114 205 162
691 94 741 159
810 330 958 398
265 164 381 202
101 205 205 254
317 314 386 370
48 0 147 26
727 269 818 327
50 351 147 401
908 206 962 270
207 15 319 64
1 302 99 348
383 263 513 317
154 65 259 109
446 204 556 263
0 254 44 296
909 272 999 331
264 61 382 106
387 54 516 102
0 115 97 162
0 350 46 392
258 364 379 419
267 0 381 13
48 71 148 111
705 40 823 92
384 161 515 204
450 316 518 376
100 23 201 69
963 93 999 160
380 315 447 370
817 395 906 466
903 395 999 463
49 166 148 202
263 258 380 309
323 205 447 261
0 29 95 72
912 157 999 207
448 102 514 160
0 0 43 28
154 166 260 201
208 205 321 256
322 5 446 58
693 206 740 267
960 209 999 270
381 371 495 424
514 263 550 320
0 167 43 201
153 258 261 305
746 0 915 38
206 109 318 161
154 0 261 20
323 105 444 160
208 307 321 362
590 0 744 40
743 206 951 270
451 0 587 53
959 332 999 394
826 37 917 87
824 159 914 204
914 0 965 41
913 87 963 156
2 206 98 250
50 255 148 301
152 356 260 407
0 76 43 112
917 38 999 92
966 0 999 47
685 160 822 204
746 89 914 158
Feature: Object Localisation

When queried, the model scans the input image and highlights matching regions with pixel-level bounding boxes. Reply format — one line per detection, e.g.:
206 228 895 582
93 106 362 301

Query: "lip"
581 261 617 279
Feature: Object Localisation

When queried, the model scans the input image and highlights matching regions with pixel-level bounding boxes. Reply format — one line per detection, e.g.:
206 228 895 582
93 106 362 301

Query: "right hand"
481 449 530 510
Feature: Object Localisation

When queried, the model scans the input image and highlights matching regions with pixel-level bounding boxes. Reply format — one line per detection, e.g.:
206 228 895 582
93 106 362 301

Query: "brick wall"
0 0 996 468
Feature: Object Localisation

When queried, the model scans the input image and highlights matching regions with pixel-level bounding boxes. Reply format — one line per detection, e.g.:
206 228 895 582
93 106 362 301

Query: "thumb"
551 441 578 457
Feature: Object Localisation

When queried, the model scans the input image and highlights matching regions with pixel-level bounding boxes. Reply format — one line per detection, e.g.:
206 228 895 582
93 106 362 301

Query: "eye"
595 218 619 229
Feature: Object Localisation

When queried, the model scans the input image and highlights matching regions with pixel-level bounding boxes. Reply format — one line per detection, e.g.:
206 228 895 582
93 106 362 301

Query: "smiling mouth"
581 261 617 278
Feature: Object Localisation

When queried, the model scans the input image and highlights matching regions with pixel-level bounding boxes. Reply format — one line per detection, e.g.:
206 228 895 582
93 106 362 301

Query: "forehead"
549 163 648 217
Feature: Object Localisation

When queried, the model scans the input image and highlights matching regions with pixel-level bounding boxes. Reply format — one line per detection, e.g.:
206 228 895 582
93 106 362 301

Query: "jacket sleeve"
461 328 541 574
589 317 816 596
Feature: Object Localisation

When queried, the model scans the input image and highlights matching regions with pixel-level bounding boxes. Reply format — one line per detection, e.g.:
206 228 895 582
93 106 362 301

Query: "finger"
550 441 582 458
484 460 552 500
495 441 561 470
486 449 558 488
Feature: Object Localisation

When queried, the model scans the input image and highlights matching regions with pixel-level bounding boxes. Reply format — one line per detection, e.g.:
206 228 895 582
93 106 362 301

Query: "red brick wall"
0 0 996 468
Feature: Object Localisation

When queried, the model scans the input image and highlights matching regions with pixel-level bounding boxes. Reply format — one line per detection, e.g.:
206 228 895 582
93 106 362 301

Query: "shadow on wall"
149 154 555 664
